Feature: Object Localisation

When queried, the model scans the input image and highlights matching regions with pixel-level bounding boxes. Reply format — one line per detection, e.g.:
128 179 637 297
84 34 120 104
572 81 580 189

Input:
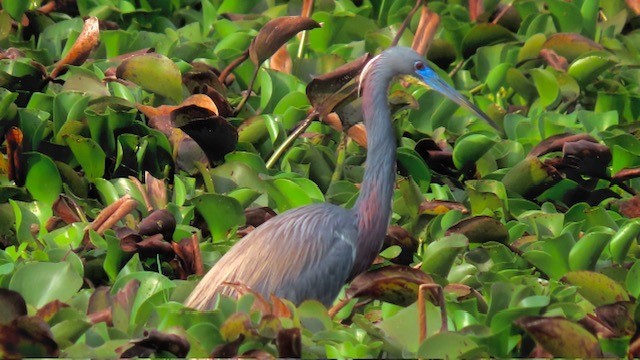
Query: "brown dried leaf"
469 0 484 21
172 233 204 278
249 16 320 65
270 45 292 73
613 167 640 182
617 196 640 218
306 54 371 117
345 265 436 306
35 300 68 322
0 48 25 60
594 301 636 337
540 48 568 72
245 207 277 228
347 124 367 148
446 215 508 243
383 225 418 266
542 33 603 62
210 334 244 358
52 195 82 224
6 126 24 186
626 0 640 15
0 316 59 358
444 283 488 312
122 330 190 358
144 172 167 210
420 200 468 215
135 234 174 259
515 316 602 357
0 289 27 325
529 133 598 157
276 328 301 358
411 6 440 56
137 209 176 240
561 140 611 178
50 16 99 78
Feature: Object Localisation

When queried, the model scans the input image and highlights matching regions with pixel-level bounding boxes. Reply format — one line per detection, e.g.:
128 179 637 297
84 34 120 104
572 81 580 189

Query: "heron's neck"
350 62 396 277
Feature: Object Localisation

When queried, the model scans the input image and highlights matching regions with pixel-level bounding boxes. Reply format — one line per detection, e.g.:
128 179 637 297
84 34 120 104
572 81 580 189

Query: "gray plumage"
185 47 490 309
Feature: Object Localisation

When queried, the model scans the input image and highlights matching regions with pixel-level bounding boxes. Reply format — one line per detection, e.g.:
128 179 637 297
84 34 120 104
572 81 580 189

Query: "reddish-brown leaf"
515 316 602 357
137 209 176 240
345 265 436 306
0 316 59 358
172 233 204 278
412 6 440 56
276 328 301 358
35 300 68 322
383 226 418 266
306 54 371 117
121 330 190 358
52 195 82 224
0 288 27 325
249 16 320 65
540 48 568 72
529 133 597 157
6 126 24 186
50 16 99 78
420 200 469 215
446 215 509 243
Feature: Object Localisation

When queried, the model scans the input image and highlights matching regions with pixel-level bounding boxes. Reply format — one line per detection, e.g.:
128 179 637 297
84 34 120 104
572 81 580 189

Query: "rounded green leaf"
192 194 245 240
568 230 614 270
563 271 629 306
452 133 498 169
530 68 560 108
116 53 183 103
64 134 106 180
24 153 62 207
9 262 83 308
422 234 469 277
568 55 615 86
609 219 640 264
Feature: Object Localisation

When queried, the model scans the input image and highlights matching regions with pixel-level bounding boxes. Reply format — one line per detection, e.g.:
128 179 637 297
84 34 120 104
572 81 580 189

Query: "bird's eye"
414 61 426 71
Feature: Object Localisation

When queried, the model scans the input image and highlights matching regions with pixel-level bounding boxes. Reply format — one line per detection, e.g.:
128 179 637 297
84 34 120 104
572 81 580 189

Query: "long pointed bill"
412 69 501 131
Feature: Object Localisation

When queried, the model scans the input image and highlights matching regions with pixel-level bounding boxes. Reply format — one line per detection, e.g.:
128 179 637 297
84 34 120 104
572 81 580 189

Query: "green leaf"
563 271 629 306
116 53 183 103
9 262 83 308
192 194 245 240
609 219 640 264
452 133 498 169
24 153 62 207
422 234 468 277
3 0 30 21
64 134 106 180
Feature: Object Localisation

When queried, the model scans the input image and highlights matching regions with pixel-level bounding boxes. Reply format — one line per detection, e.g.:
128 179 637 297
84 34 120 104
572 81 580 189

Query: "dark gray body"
186 203 359 309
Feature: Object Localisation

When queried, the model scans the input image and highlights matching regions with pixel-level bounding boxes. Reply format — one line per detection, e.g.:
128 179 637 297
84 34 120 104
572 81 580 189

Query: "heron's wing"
185 203 358 309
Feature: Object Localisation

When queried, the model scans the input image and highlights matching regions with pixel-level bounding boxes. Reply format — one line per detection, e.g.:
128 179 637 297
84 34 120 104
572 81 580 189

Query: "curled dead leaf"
50 16 99 78
249 16 320 65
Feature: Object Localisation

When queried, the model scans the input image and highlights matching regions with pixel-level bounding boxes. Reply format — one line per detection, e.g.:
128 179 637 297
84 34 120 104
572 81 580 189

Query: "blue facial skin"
415 65 498 129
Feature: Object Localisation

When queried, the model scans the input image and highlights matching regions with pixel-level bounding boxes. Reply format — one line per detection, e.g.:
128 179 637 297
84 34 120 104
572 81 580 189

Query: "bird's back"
185 203 358 310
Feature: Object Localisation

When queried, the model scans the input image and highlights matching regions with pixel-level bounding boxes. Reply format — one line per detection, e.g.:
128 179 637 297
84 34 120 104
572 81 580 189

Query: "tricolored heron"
185 46 496 310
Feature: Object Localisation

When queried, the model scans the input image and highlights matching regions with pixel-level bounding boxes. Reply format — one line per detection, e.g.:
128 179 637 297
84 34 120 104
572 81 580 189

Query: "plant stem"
391 0 423 47
219 49 249 83
234 66 259 115
266 110 319 169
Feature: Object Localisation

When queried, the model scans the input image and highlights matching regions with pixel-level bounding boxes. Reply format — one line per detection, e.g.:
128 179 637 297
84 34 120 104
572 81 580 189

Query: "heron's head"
363 47 498 130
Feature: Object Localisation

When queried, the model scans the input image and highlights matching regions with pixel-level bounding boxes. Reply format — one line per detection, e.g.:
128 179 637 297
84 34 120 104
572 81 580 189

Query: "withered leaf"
528 133 597 157
122 330 190 358
52 195 82 224
594 301 636 337
276 328 301 358
0 288 27 325
561 140 611 179
249 16 320 65
137 209 176 240
6 126 24 186
540 48 568 72
171 111 238 163
412 6 440 56
306 53 371 117
383 225 418 266
50 16 99 78
0 316 60 358
172 233 204 278
446 216 508 243
515 316 602 358
211 334 243 358
245 207 277 228
420 200 469 215
617 195 640 218
345 265 436 306
35 300 68 322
